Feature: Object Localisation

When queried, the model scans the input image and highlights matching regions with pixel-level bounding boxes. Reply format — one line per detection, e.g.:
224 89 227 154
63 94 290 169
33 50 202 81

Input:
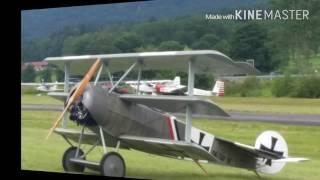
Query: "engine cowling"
66 85 97 126
254 130 288 174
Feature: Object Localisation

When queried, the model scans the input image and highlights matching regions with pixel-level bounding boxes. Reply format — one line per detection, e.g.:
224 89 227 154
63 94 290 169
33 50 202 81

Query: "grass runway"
21 95 320 179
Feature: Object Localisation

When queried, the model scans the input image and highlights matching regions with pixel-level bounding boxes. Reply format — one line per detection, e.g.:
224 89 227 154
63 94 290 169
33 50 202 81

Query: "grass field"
21 109 320 179
21 111 320 179
211 97 320 115
21 94 320 179
21 94 320 114
21 94 63 105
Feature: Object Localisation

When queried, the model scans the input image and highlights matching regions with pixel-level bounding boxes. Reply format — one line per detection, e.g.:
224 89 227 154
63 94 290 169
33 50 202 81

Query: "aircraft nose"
68 85 97 126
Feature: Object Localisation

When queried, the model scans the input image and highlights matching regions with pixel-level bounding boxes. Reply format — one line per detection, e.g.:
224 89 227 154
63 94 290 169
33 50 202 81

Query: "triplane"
45 50 308 177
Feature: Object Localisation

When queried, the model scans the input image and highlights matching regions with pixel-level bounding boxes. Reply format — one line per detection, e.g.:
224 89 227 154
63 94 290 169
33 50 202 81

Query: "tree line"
21 0 320 90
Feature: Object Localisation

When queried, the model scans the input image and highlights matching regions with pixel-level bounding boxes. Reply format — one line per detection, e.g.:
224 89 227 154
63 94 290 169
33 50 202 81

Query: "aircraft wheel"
62 147 86 173
100 152 126 177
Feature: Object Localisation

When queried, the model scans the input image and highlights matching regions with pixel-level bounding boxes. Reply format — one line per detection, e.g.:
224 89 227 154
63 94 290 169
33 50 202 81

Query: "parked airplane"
125 76 181 94
188 80 225 96
36 82 63 92
21 81 64 92
127 76 225 96
156 79 225 97
45 50 308 177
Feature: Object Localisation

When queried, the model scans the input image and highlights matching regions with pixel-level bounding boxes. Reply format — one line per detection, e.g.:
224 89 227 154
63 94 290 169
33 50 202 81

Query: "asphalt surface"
21 104 320 126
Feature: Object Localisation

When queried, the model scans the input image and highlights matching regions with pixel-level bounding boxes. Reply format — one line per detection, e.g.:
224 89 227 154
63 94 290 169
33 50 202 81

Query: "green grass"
309 54 320 72
21 94 63 105
21 111 320 179
211 97 320 115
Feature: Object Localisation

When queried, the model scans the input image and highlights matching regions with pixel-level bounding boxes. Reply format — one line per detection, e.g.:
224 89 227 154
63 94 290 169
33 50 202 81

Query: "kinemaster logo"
206 9 309 21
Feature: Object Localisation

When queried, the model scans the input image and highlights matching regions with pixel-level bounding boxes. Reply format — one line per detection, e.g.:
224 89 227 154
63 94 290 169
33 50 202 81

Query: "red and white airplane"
127 76 225 97
125 76 181 94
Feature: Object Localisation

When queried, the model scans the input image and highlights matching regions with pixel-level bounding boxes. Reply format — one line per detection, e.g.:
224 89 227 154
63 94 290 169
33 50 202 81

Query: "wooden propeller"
46 58 101 139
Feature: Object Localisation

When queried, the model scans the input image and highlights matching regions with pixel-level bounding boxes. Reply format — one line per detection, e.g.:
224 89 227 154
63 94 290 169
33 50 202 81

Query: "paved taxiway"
21 104 320 126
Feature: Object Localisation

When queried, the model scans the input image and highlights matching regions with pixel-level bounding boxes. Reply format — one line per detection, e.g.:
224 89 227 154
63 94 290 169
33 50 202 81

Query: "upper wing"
119 94 229 117
44 50 259 76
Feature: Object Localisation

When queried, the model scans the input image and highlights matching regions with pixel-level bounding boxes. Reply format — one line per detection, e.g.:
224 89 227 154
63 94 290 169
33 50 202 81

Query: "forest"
21 0 320 97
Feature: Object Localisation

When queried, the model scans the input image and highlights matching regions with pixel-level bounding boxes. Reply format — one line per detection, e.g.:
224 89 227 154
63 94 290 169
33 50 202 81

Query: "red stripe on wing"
165 116 174 140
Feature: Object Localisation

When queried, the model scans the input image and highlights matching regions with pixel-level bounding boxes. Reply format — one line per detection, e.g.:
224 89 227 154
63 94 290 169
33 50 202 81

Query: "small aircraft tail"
254 130 309 174
212 80 224 96
52 82 58 91
173 76 181 86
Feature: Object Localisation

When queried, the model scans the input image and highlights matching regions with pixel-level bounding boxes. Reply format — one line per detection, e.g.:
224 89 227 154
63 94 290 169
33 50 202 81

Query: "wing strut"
185 58 195 142
94 63 104 85
109 61 137 93
136 60 142 94
106 66 114 86
193 159 209 176
62 62 70 128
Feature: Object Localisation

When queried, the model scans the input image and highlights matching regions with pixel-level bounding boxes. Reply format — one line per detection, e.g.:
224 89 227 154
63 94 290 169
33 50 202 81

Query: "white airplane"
21 81 64 92
127 76 224 96
187 80 225 97
125 76 181 94
36 82 64 92
130 76 225 97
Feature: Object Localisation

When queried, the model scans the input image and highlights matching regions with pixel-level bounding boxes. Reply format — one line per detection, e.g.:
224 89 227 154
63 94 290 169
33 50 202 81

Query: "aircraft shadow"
125 171 295 180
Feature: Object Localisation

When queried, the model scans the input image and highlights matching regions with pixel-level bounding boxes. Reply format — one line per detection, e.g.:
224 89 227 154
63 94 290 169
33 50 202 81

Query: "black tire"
62 147 86 173
100 152 126 177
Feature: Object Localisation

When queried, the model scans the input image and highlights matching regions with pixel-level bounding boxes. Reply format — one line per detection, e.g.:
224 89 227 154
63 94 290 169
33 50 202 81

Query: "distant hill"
21 0 266 42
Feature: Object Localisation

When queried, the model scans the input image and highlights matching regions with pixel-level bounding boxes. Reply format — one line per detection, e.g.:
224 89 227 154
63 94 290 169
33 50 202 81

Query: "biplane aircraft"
45 50 308 177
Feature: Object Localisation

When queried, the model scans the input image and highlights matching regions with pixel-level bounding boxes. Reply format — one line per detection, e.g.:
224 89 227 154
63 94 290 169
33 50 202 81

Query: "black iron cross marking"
260 136 284 166
191 132 210 151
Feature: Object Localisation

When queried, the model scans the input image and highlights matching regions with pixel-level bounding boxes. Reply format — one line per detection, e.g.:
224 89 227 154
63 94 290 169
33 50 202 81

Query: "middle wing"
48 92 69 101
119 94 229 117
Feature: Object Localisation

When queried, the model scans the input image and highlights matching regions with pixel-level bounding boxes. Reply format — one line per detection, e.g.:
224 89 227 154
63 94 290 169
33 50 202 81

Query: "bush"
225 76 262 97
239 76 262 97
272 75 320 98
219 75 319 98
271 74 295 97
225 81 241 96
290 76 320 98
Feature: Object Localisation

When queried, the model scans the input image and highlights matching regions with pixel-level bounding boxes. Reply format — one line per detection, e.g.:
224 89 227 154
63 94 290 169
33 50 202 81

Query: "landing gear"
100 152 126 177
62 147 86 173
60 125 126 177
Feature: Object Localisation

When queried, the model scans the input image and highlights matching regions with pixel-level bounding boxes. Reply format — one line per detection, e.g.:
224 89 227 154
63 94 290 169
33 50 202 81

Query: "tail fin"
173 76 181 86
52 82 58 91
52 84 58 90
272 157 309 163
254 130 309 174
212 80 224 96
254 130 288 174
